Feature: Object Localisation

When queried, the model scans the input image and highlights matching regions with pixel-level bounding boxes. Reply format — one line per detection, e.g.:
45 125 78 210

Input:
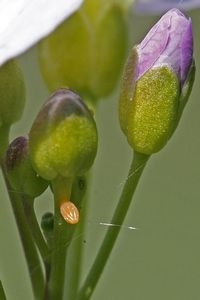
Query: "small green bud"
0 60 25 125
29 89 98 180
41 212 54 233
41 212 54 246
5 136 48 198
38 0 128 101
0 60 26 160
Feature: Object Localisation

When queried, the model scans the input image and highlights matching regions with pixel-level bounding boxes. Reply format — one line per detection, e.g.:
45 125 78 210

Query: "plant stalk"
1 166 45 300
77 151 149 299
45 176 77 299
22 198 51 278
0 281 6 300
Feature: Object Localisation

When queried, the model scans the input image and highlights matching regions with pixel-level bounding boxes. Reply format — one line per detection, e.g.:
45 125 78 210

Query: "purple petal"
180 19 193 84
134 0 200 15
136 13 170 79
136 9 193 85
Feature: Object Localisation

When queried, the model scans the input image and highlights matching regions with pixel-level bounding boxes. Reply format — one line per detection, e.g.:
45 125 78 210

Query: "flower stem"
67 176 89 300
46 176 77 299
22 198 51 276
77 151 149 299
45 203 69 299
0 281 6 300
0 125 9 163
67 206 87 300
1 166 45 300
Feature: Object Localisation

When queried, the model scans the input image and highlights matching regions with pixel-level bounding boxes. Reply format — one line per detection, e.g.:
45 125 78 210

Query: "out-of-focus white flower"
0 0 83 65
134 0 200 15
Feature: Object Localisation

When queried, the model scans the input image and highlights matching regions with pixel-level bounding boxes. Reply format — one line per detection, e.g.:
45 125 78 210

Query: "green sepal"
5 136 48 198
126 66 179 155
119 46 138 134
177 60 195 124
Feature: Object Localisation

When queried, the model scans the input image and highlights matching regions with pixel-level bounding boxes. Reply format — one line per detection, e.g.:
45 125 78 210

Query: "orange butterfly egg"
60 201 79 224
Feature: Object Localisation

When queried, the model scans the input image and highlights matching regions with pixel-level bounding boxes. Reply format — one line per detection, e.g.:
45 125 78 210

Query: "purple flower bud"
119 8 195 155
136 8 193 85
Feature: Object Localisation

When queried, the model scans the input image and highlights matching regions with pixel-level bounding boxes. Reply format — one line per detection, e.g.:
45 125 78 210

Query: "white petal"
0 0 83 65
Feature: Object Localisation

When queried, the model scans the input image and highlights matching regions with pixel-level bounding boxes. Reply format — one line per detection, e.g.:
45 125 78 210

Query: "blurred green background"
0 7 200 300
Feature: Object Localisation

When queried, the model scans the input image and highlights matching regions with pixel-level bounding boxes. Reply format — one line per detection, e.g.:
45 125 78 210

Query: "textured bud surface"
126 67 179 154
29 89 98 180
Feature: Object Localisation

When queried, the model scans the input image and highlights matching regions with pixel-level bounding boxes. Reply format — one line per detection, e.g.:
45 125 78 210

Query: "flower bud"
5 136 48 198
119 9 194 155
38 0 128 101
41 212 54 246
29 89 98 180
0 60 26 160
41 212 54 233
0 60 25 125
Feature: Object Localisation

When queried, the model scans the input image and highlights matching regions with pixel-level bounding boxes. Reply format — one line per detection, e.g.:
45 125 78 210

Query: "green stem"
46 203 68 299
67 175 88 300
22 198 51 275
1 166 45 300
46 176 77 299
0 124 9 163
77 151 149 300
67 206 87 300
0 281 6 300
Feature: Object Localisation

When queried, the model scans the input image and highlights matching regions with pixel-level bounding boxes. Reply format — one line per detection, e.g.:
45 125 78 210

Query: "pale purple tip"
136 8 193 85
134 0 200 15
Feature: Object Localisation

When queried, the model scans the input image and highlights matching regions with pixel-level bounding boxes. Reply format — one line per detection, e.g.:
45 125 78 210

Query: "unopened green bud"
41 212 54 233
29 89 98 180
0 60 25 125
0 60 26 160
5 136 48 198
38 0 128 101
41 212 54 246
